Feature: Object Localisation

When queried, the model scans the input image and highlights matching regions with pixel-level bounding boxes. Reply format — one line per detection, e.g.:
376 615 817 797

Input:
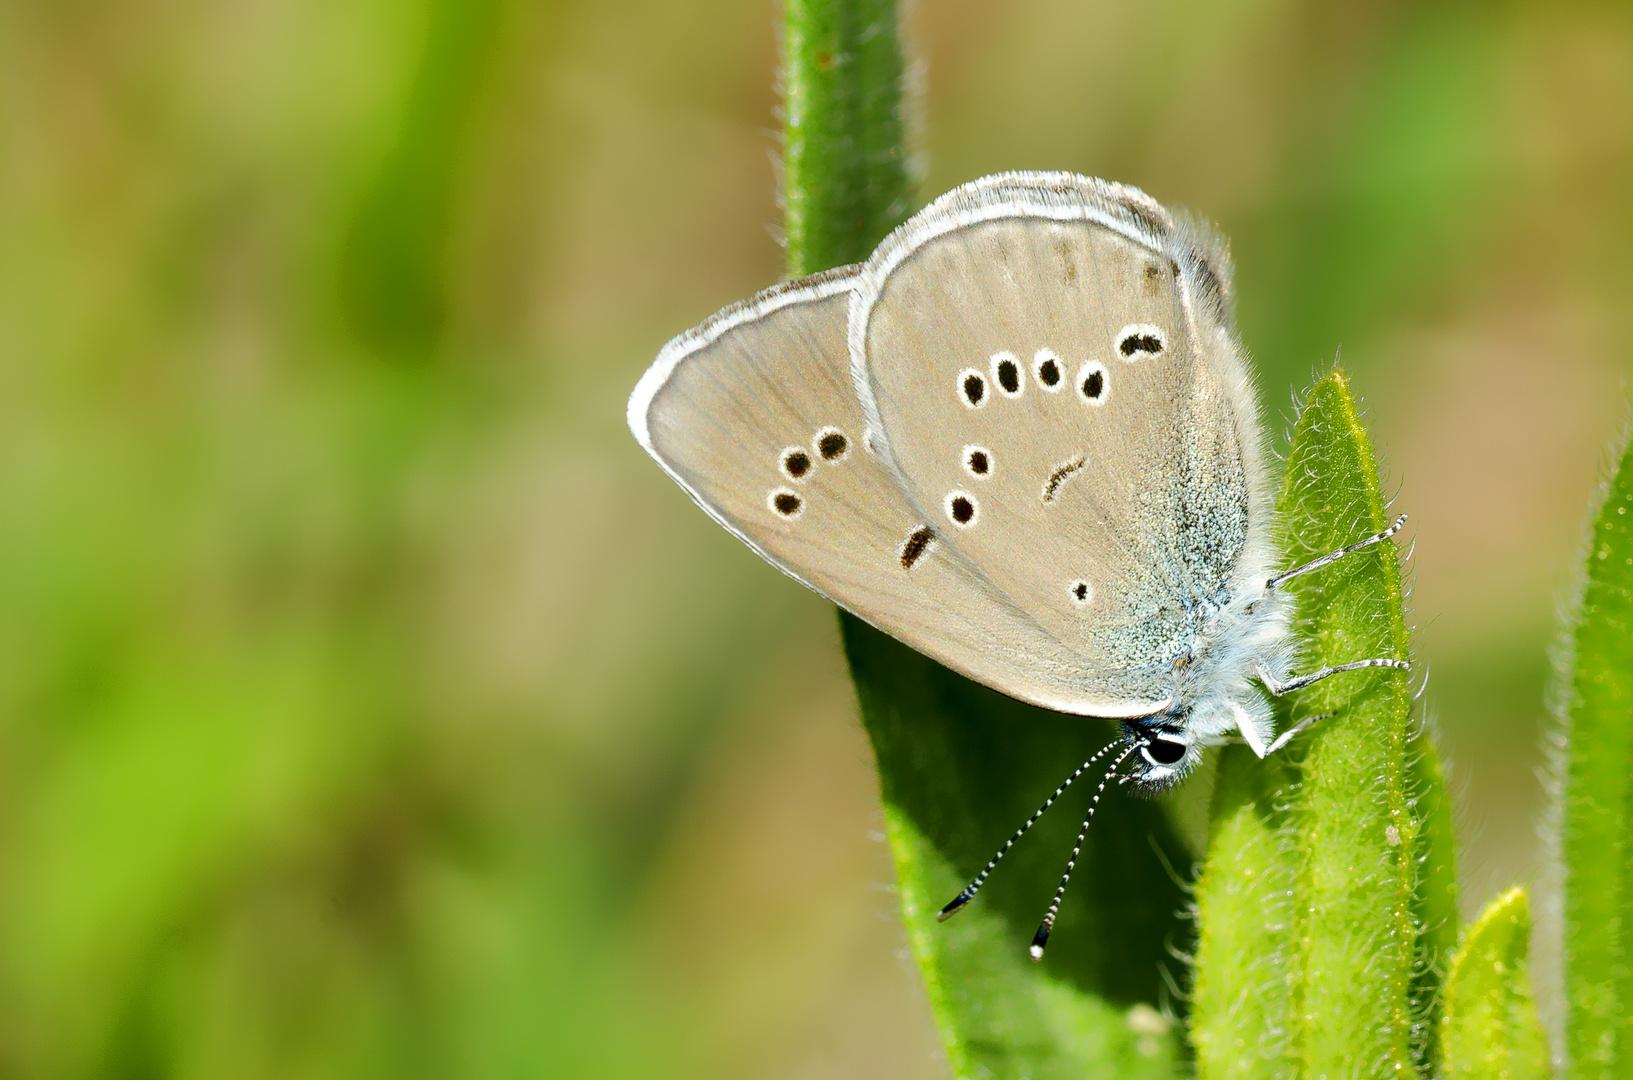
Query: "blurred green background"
2 0 1630 1075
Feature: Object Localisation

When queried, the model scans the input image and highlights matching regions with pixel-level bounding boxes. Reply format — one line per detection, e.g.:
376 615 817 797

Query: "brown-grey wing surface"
853 173 1272 698
629 266 1168 717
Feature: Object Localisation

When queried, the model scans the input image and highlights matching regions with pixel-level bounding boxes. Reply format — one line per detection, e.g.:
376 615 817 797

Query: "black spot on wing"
781 448 811 479
960 371 986 407
899 526 935 570
1119 331 1163 357
816 429 848 460
996 356 1020 395
1042 456 1086 503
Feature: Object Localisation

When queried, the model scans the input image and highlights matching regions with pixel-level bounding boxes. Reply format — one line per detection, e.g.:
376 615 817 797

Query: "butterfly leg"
1266 514 1407 591
1210 711 1336 756
1257 657 1409 698
1260 712 1333 756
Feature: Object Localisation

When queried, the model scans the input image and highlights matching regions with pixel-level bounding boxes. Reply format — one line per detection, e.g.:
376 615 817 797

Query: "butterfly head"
1120 713 1202 794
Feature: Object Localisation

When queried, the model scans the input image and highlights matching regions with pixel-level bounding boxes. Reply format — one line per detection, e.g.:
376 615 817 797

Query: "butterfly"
628 172 1407 957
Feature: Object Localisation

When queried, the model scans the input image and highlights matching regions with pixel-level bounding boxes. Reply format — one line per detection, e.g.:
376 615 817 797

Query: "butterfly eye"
1033 349 1064 391
1116 324 1165 359
958 369 987 408
1141 737 1187 766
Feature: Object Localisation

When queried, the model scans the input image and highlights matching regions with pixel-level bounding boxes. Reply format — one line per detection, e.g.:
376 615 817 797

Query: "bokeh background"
3 0 1631 1075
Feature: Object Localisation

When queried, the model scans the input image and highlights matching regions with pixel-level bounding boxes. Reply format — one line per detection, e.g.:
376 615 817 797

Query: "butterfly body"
630 171 1408 951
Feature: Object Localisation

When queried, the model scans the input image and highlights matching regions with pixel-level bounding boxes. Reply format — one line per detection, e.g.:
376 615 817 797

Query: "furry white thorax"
1120 532 1298 793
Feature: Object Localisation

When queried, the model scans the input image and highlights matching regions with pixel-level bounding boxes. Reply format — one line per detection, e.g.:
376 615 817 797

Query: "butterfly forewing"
630 268 1159 716
854 175 1258 697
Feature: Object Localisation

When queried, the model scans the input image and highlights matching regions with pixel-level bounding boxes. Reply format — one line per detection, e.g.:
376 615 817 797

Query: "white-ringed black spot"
1033 349 1064 391
1116 324 1164 359
1076 360 1109 406
780 446 813 481
1070 579 1093 606
991 351 1023 397
813 426 850 462
963 445 992 478
899 526 936 570
769 488 804 519
945 491 978 528
958 368 987 408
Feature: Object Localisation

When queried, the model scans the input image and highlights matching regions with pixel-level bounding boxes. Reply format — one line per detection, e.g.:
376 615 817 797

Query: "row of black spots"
962 444 991 478
899 525 936 569
961 349 1109 408
778 425 852 483
1116 323 1165 358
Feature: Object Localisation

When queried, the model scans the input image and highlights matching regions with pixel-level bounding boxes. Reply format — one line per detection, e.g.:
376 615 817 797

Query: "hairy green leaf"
1558 424 1633 1080
1193 371 1458 1078
1441 887 1550 1080
847 628 1193 1078
1190 745 1299 1080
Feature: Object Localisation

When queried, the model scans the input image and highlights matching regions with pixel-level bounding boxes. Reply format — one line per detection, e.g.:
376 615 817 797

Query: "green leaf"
1558 423 1633 1080
1192 371 1459 1078
846 624 1193 1079
1441 887 1550 1080
1190 745 1299 1080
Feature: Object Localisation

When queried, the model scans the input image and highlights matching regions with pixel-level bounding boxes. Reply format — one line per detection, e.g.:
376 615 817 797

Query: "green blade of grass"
1192 371 1458 1078
1441 887 1550 1080
785 1 1188 1074
1557 425 1633 1080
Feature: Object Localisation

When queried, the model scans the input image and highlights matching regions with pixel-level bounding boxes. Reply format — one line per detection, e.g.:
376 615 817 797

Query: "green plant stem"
782 0 909 275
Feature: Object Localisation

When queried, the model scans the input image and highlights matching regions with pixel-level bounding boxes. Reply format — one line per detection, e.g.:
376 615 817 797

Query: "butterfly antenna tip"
937 892 972 922
1029 923 1051 961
